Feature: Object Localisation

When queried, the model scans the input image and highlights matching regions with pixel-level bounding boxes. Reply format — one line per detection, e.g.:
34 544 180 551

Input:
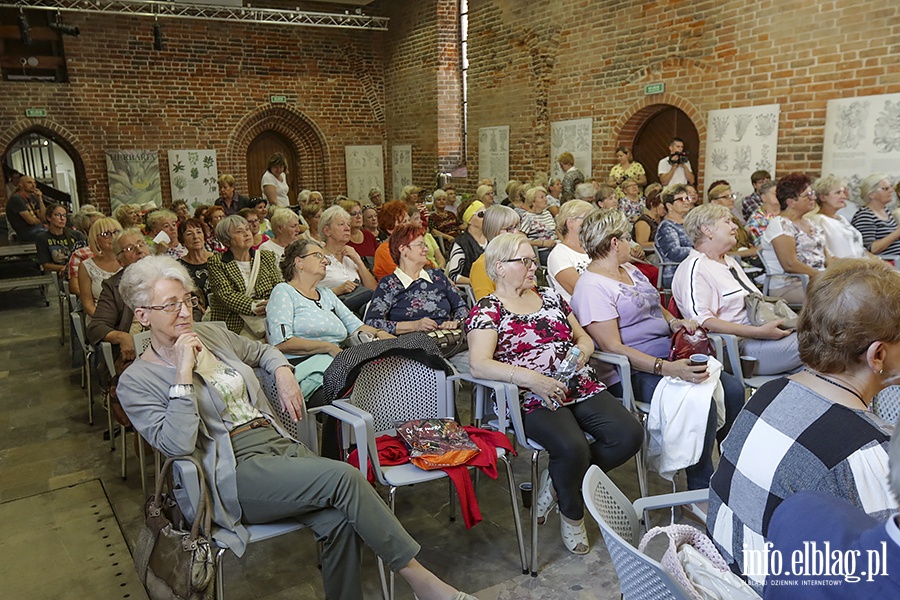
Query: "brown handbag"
133 455 217 600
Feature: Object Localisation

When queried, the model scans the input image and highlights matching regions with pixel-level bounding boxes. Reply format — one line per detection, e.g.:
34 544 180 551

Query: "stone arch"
227 105 329 197
0 119 90 207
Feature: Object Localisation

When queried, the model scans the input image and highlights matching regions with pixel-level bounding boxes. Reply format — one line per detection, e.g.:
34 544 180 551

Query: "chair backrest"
457 283 476 309
133 331 152 355
254 366 315 451
582 465 693 600
346 354 452 435
873 386 900 424
71 310 88 350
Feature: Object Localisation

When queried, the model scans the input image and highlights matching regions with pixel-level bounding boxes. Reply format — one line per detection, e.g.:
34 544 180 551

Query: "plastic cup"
689 353 709 367
740 355 758 379
519 482 533 509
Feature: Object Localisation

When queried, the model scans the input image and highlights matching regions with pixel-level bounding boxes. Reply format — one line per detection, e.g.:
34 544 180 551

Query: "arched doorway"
632 106 700 189
2 128 87 210
246 131 299 201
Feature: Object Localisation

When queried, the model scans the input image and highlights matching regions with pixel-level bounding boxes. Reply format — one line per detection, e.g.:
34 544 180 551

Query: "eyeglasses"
798 190 817 200
674 195 690 203
98 230 122 238
503 256 538 268
500 226 520 233
618 232 633 242
714 193 738 201
406 241 428 250
140 295 198 313
245 219 260 225
116 240 148 255
299 251 327 261
475 210 485 218
348 210 362 217
51 211 68 219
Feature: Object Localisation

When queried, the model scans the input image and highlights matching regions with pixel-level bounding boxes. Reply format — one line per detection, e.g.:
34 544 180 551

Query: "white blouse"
808 213 866 259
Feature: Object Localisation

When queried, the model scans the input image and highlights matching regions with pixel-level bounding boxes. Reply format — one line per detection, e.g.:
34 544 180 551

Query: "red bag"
667 325 714 361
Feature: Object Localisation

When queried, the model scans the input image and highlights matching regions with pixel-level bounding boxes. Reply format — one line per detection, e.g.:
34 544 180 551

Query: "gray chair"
714 332 785 392
70 310 95 425
758 251 809 307
334 355 527 598
872 386 900 423
582 464 709 600
653 242 682 300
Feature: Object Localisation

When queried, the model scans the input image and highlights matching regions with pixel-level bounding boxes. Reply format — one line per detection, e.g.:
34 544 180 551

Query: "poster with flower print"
106 150 161 212
168 150 219 211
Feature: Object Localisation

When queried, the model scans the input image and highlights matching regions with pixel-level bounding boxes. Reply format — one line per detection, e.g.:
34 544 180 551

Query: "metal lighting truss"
1 0 389 30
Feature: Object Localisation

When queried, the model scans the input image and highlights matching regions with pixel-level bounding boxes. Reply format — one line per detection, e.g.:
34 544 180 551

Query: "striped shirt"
850 206 900 256
520 210 558 241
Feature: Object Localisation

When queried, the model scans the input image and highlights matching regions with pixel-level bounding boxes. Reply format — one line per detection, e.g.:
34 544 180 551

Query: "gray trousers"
232 427 420 600
740 332 802 375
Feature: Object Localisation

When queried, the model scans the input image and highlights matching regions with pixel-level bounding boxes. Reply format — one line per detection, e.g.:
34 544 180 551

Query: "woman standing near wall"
261 153 290 208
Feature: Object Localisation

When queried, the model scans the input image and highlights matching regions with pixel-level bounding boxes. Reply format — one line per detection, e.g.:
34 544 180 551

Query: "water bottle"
553 347 581 385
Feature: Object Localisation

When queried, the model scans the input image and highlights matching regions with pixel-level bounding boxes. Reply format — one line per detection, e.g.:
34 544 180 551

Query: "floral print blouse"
467 287 605 413
365 269 468 334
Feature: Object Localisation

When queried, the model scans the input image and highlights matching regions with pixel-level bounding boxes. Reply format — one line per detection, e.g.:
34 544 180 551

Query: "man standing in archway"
7 175 47 242
657 137 695 187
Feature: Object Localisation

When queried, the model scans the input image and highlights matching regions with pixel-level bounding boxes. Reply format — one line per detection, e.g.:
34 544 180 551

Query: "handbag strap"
246 249 262 293
728 266 762 298
155 455 213 540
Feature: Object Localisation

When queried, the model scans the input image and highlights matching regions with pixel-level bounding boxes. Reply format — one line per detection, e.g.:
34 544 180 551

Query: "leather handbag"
427 328 468 359
133 455 217 600
728 267 798 330
668 325 714 362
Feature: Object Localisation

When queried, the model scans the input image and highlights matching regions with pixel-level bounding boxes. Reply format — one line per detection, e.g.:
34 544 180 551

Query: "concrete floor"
0 285 687 599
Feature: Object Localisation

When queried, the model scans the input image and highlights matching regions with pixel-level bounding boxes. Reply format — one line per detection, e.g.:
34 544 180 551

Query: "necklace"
804 368 868 409
593 263 626 283
150 342 177 368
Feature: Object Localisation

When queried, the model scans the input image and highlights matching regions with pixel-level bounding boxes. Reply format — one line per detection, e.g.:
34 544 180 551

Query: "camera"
668 151 689 165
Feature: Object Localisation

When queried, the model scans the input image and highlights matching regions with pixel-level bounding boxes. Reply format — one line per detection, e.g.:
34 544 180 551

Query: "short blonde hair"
556 200 595 237
476 184 494 202
523 186 547 210
146 209 177 233
319 205 351 238
579 208 630 260
812 175 845 206
485 233 530 281
88 217 123 253
432 189 448 202
270 207 299 231
217 174 235 187
860 173 890 204
557 151 574 165
684 203 731 245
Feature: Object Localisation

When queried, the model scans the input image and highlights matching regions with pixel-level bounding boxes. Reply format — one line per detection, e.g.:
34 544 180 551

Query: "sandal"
535 469 557 526
560 517 590 555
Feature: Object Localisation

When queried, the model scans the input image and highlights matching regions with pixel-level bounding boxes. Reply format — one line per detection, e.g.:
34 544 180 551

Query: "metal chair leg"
500 455 528 574
85 352 94 426
530 450 540 577
120 424 127 479
138 436 148 498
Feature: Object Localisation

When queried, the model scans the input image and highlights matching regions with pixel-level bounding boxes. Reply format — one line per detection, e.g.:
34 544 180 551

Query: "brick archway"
0 120 90 207
227 105 329 197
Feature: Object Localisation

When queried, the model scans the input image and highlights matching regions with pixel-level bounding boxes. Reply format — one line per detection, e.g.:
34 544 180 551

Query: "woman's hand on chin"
173 332 203 373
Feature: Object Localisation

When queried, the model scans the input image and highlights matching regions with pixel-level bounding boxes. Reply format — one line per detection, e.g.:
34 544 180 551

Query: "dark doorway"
632 106 700 189
246 131 299 201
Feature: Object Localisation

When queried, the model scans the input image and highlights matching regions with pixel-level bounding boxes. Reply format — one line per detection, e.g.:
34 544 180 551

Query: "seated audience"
113 203 142 231
207 215 281 335
374 200 412 280
300 201 324 244
655 184 697 288
808 175 866 259
443 185 460 215
260 207 301 264
177 218 211 320
429 189 462 244
318 206 377 314
745 181 779 245
617 179 645 223
250 197 273 237
520 186 557 259
362 206 380 239
203 205 227 253
708 183 758 260
146 209 185 258
471 205 521 301
546 200 596 302
505 180 527 218
366 224 467 336
7 175 46 241
851 173 900 257
215 174 248 216
593 184 619 210
238 207 269 249
467 233 643 555
117 256 475 600
341 199 378 259
367 187 383 210
672 203 802 375
571 209 743 491
608 146 647 199
632 187 665 250
36 203 86 274
707 258 899 592
171 199 190 224
740 169 772 222
759 173 826 303
409 206 446 269
66 207 104 297
445 201 487 284
547 177 563 208
77 217 122 318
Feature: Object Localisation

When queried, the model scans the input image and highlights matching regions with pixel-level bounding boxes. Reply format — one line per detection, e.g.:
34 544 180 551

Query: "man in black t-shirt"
35 204 86 273
7 176 46 242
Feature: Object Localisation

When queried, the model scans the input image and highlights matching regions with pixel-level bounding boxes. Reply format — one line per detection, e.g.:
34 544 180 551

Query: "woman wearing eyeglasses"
467 233 642 555
445 201 487 284
655 184 697 288
77 217 123 318
807 176 867 259
546 200 596 302
366 224 467 337
851 173 900 257
708 183 758 262
341 199 378 259
117 255 476 600
759 173 827 304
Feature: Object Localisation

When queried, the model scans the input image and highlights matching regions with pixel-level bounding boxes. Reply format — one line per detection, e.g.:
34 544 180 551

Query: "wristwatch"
168 384 195 399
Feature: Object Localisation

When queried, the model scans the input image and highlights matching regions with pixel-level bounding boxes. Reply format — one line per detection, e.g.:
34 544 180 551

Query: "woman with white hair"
520 186 557 263
850 173 900 256
318 205 377 314
475 183 495 208
260 207 302 264
808 175 866 259
470 205 521 301
146 209 185 258
671 203 802 375
467 233 642 555
546 200 596 302
117 255 476 600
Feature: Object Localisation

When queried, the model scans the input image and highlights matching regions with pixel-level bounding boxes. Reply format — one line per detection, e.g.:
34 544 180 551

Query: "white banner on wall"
822 92 900 216
167 150 219 212
703 104 780 200
550 118 593 183
344 145 385 204
392 145 412 201
478 126 509 200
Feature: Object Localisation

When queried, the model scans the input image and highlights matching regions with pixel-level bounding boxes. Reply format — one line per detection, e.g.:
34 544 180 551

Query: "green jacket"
207 248 282 334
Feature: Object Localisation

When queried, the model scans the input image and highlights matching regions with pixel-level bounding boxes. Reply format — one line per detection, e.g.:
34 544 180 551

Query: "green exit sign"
25 108 47 117
644 83 665 95
270 95 287 104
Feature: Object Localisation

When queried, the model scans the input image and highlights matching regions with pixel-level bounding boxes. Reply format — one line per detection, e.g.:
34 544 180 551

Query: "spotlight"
49 19 80 37
18 10 31 46
153 22 164 51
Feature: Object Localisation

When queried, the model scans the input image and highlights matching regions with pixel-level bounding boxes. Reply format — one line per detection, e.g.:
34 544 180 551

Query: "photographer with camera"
657 137 695 187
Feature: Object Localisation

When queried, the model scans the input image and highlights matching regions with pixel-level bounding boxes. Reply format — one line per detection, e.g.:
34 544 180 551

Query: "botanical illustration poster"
478 126 509 200
167 150 219 211
345 145 385 203
704 104 780 200
822 92 900 217
392 145 412 201
105 150 161 211
550 118 593 183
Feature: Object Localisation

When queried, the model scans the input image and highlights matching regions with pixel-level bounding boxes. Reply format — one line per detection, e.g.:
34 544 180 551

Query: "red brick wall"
0 12 386 210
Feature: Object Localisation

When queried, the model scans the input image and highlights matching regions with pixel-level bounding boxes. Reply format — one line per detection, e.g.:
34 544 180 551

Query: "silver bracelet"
509 366 517 384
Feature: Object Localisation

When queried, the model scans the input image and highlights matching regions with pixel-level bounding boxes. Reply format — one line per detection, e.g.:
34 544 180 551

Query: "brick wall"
0 12 386 210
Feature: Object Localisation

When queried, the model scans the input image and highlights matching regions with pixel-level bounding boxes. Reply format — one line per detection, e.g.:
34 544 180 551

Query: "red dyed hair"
389 224 427 264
